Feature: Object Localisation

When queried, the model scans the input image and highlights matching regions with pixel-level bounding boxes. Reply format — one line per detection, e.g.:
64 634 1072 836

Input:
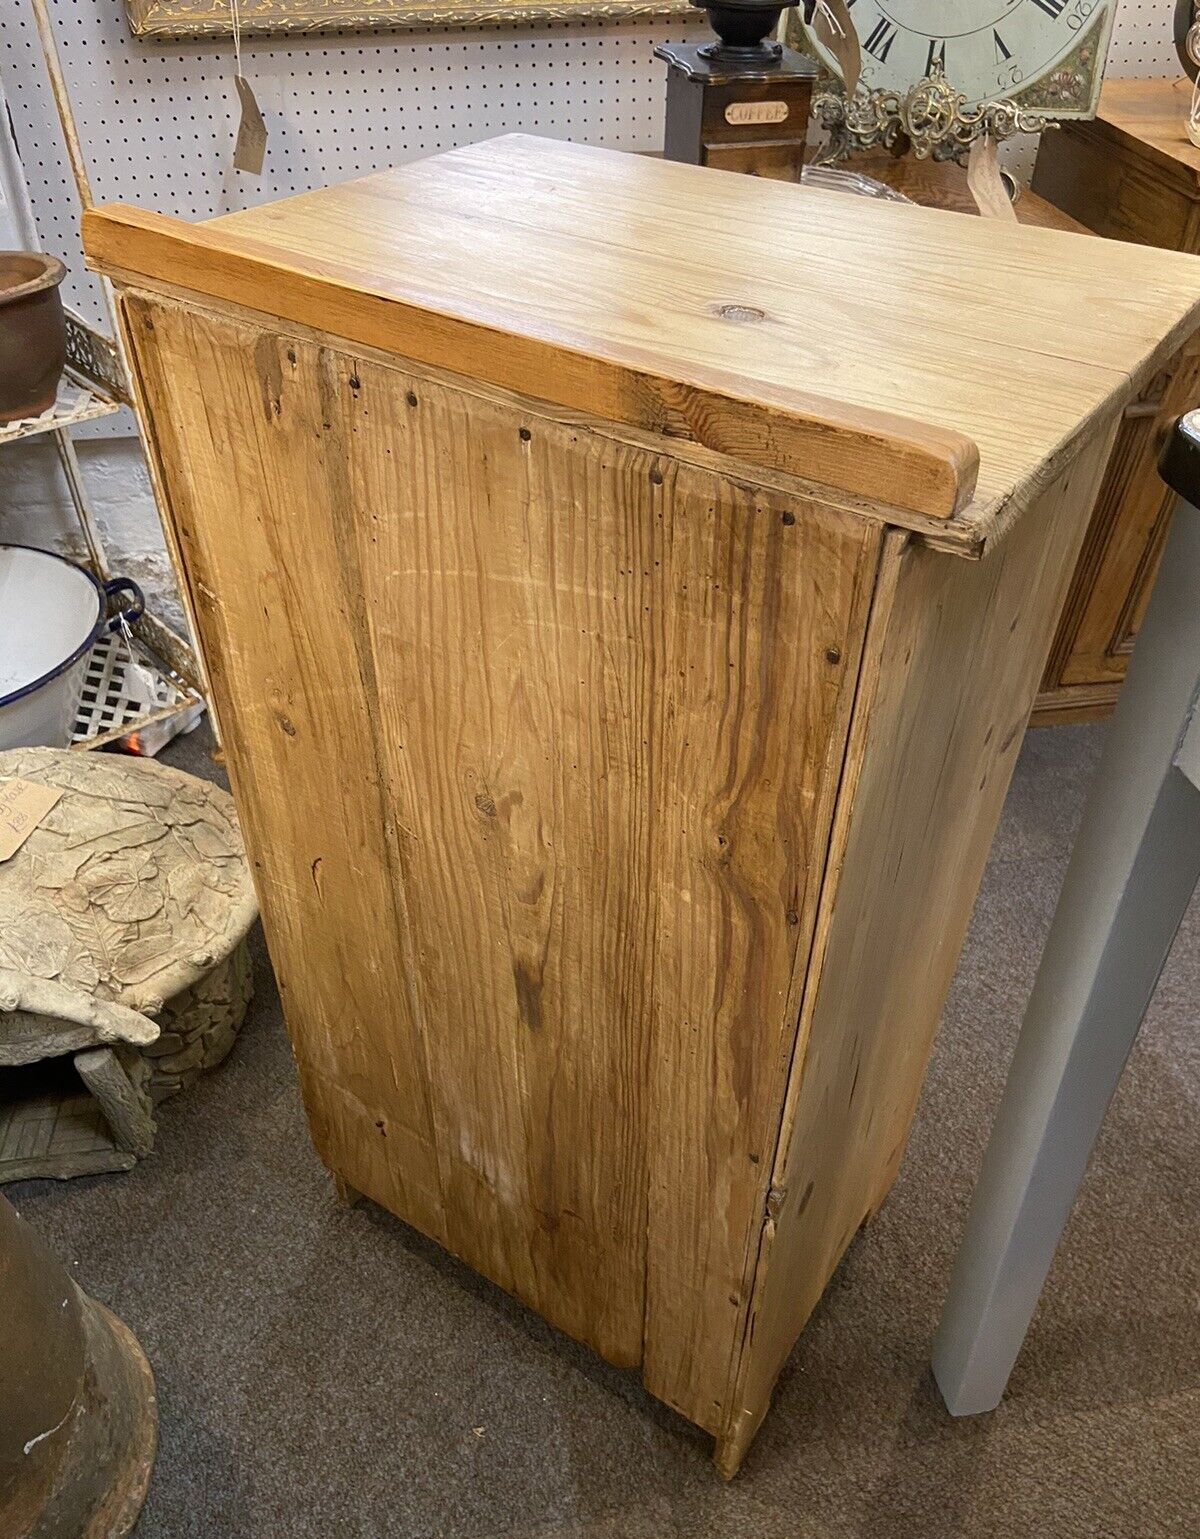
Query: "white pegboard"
0 0 1180 338
1108 0 1183 77
0 0 702 336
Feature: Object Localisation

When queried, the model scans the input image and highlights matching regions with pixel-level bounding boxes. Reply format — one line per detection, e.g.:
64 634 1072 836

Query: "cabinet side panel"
642 462 882 1431
119 293 448 1240
119 288 879 1393
718 417 1119 1473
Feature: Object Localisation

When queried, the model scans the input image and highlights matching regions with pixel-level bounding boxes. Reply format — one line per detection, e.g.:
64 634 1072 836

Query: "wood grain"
119 289 881 1409
98 272 1000 559
851 149 1089 232
83 133 1200 527
120 292 450 1244
714 412 1120 1475
84 199 977 524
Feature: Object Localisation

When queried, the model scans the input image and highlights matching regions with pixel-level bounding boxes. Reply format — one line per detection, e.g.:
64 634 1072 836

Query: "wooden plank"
85 134 1200 526
117 289 881 1388
641 449 882 1430
120 292 450 1244
713 409 1121 1476
108 275 997 559
85 200 978 522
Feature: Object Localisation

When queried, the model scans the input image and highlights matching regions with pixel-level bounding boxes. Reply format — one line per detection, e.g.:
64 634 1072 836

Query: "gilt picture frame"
123 0 691 38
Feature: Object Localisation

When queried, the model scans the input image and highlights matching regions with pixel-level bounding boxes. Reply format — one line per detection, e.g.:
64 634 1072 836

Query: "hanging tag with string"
230 0 267 176
114 613 161 712
810 0 860 101
967 129 1017 222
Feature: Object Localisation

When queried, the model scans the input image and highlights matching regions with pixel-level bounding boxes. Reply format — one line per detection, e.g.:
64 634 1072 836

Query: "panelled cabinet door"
1030 83 1200 724
1051 341 1200 700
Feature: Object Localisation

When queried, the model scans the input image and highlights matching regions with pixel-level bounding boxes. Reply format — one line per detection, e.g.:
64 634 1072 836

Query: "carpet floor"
9 721 1198 1538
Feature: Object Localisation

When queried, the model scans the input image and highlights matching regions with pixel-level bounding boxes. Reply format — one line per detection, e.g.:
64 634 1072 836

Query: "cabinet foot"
712 1412 758 1480
332 1173 364 1209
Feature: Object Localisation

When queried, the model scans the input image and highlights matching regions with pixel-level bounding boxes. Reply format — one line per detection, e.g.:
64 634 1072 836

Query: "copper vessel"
0 1193 156 1536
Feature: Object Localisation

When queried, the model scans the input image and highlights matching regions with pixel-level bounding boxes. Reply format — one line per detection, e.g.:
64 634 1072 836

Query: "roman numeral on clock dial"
801 0 1112 118
863 16 897 63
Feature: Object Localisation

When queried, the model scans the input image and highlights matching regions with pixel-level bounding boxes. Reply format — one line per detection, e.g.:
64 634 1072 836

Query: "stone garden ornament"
0 748 258 1181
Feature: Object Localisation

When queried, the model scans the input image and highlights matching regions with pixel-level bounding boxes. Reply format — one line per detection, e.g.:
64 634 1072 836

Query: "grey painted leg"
932 496 1200 1417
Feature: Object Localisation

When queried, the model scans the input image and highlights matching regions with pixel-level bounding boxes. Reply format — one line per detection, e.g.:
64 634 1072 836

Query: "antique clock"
791 1 1117 154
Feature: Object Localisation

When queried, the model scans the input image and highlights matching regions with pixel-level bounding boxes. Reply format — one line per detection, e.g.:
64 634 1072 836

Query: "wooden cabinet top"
1086 77 1200 189
84 133 1200 546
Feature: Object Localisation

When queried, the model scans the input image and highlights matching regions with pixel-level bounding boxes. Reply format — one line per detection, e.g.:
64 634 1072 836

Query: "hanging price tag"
116 615 161 711
234 74 268 176
967 134 1018 223
811 0 861 101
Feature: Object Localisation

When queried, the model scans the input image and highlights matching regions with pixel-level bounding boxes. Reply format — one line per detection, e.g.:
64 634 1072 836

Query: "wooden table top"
1089 76 1200 185
84 134 1200 540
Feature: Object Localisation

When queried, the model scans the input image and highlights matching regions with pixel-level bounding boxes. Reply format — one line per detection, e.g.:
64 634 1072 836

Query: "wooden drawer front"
703 140 806 180
699 79 813 145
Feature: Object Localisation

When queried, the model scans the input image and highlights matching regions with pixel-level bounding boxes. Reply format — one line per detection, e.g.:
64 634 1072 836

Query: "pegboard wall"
0 0 1182 338
1 1 704 333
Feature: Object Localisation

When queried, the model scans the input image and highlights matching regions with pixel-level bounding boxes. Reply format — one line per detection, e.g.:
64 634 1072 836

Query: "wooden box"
83 138 1200 1475
657 41 818 180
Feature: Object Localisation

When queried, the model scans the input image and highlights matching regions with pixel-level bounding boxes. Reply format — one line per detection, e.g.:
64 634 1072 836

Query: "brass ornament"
813 58 1044 167
792 3 1114 166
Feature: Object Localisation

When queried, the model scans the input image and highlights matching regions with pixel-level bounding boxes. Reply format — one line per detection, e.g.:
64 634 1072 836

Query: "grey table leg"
931 496 1200 1417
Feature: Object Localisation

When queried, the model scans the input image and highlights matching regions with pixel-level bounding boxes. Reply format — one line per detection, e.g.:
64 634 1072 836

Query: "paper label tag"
725 101 789 126
0 779 63 863
234 74 268 176
812 0 861 101
967 134 1018 223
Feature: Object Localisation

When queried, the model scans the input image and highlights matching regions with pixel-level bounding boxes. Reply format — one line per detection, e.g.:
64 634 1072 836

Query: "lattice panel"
72 628 202 747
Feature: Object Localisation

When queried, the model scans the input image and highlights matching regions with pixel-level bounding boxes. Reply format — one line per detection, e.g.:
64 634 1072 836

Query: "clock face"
802 0 1116 115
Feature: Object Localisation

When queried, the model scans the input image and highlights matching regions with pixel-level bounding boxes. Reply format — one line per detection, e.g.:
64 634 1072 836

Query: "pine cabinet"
84 136 1200 1474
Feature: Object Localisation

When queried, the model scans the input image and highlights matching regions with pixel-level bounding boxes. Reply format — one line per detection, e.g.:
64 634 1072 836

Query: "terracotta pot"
0 253 68 424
